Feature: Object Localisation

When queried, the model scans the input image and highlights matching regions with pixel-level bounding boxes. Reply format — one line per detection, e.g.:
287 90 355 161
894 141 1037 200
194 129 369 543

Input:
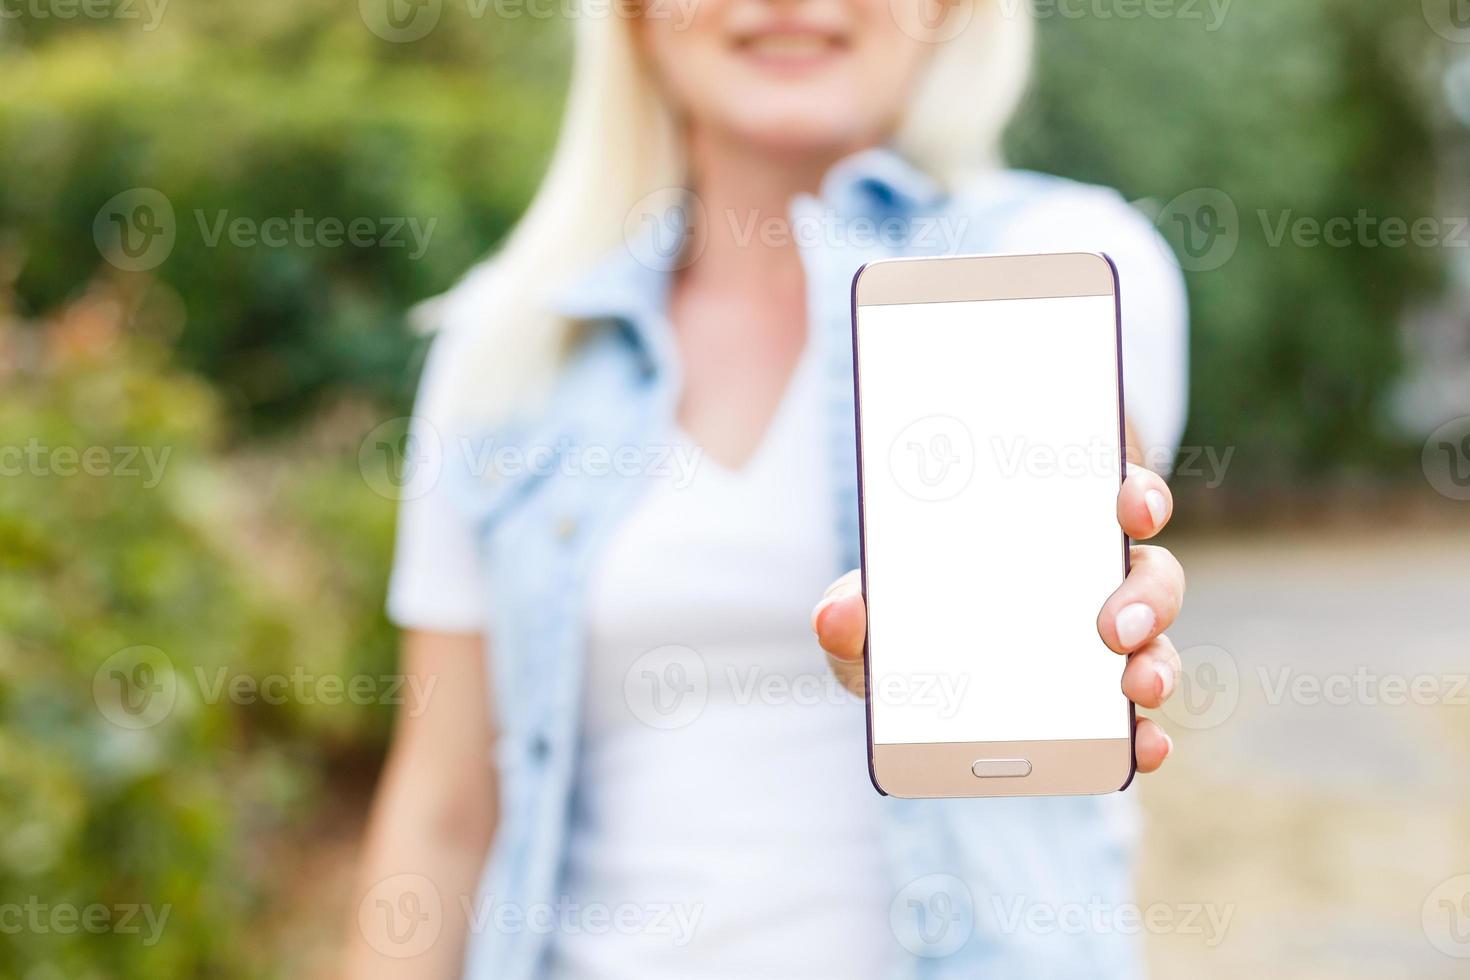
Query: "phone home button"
971 758 1032 779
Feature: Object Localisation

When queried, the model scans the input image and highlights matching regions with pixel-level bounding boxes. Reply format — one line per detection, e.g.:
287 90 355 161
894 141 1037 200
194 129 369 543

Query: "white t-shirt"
542 341 889 979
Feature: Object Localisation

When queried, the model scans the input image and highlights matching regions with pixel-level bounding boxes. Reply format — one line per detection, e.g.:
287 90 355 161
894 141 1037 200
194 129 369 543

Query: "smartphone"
850 252 1134 799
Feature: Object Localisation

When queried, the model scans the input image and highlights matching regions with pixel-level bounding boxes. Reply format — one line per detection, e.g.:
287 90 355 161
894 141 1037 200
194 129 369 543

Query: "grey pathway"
1140 521 1470 978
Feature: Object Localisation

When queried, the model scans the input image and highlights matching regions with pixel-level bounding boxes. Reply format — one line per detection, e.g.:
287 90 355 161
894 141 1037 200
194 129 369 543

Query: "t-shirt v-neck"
551 333 888 980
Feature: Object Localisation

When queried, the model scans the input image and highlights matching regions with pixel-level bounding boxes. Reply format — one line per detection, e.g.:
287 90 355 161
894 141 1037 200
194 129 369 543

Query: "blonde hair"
434 0 1033 423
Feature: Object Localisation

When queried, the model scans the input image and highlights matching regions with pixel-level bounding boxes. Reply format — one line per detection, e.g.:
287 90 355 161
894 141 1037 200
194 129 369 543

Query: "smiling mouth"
733 29 849 66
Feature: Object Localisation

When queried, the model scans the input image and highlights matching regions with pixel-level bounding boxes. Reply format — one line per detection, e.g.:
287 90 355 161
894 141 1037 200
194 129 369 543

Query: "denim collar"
550 146 945 375
816 145 945 215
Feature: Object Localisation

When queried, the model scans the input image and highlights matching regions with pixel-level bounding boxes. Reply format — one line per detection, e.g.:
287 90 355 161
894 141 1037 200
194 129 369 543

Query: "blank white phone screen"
856 293 1129 745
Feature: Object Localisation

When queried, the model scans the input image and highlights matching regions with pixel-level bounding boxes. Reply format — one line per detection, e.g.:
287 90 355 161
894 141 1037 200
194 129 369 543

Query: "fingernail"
1153 660 1175 700
1115 603 1156 649
811 593 842 635
1162 730 1175 758
1144 489 1168 528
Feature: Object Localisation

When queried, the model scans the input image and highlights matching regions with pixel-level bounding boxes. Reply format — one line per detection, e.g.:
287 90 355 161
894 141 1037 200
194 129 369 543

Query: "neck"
679 125 869 295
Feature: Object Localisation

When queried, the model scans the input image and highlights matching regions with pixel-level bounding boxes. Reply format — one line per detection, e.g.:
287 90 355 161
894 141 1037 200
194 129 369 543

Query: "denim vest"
447 149 1146 979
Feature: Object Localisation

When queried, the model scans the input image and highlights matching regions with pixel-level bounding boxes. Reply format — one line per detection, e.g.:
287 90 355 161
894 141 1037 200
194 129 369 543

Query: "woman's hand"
812 466 1185 774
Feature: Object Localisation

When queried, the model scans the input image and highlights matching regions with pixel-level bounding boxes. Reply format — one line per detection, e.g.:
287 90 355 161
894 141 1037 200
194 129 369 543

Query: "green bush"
0 282 399 977
1 7 564 428
1009 0 1443 486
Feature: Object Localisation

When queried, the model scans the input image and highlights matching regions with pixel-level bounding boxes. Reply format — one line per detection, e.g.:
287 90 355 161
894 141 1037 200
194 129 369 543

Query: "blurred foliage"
0 277 398 977
0 0 1454 483
1009 0 1445 487
0 0 567 427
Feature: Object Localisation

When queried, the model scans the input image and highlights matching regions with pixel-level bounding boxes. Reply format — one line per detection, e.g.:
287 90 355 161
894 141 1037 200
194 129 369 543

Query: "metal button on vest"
529 735 552 761
555 516 579 542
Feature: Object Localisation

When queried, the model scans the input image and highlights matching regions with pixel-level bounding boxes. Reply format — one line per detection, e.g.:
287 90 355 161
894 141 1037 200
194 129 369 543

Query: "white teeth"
746 35 832 58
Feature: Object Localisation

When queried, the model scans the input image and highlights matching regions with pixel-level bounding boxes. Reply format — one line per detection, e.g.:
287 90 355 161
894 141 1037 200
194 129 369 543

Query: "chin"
722 105 877 162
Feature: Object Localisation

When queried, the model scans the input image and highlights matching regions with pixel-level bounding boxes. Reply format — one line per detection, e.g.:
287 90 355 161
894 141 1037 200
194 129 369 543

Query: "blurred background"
2 0 1469 976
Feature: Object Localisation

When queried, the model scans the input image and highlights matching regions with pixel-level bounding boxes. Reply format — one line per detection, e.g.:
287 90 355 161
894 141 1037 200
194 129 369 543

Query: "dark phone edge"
848 254 1139 799
1106 251 1140 794
849 261 887 797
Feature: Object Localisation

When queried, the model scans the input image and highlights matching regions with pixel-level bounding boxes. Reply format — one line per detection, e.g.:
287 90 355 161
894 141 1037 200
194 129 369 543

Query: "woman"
346 0 1189 976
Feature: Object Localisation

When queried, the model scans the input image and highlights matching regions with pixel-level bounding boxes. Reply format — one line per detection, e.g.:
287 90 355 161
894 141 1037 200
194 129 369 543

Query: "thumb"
813 572 866 697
